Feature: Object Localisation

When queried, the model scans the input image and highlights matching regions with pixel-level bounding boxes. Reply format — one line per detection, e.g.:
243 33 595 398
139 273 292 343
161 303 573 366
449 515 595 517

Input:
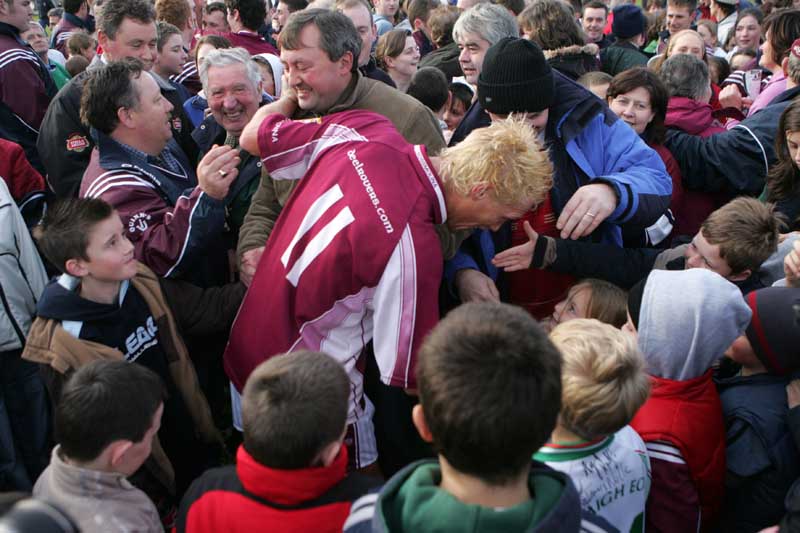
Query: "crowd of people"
2 0 800 529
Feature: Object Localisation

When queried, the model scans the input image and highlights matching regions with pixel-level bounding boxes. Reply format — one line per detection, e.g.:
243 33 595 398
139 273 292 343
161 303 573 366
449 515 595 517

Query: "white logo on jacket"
125 316 159 361
129 212 151 233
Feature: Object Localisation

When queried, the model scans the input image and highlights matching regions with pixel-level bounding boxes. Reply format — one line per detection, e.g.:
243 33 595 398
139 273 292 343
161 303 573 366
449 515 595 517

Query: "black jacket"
0 21 56 175
359 58 396 88
539 237 764 293
37 59 199 198
448 99 490 146
715 372 800 533
191 112 265 241
419 42 462 82
665 85 800 195
544 44 599 81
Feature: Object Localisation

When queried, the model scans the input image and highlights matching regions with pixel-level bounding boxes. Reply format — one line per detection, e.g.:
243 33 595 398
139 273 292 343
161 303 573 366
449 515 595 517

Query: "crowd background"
3 0 800 530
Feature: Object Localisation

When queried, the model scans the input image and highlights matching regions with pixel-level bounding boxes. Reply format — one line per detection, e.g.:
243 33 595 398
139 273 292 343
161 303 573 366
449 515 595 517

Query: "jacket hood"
665 96 723 136
256 53 283 97
638 269 751 380
542 43 599 60
544 47 599 81
371 460 582 532
547 71 607 141
36 274 127 323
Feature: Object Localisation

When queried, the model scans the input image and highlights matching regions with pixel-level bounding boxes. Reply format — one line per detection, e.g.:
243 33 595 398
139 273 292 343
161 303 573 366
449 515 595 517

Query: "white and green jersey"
534 425 651 533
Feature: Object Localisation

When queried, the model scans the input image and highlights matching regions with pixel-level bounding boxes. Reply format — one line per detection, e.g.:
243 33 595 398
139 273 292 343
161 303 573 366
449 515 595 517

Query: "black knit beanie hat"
612 5 646 41
478 37 555 115
744 288 800 375
627 278 647 330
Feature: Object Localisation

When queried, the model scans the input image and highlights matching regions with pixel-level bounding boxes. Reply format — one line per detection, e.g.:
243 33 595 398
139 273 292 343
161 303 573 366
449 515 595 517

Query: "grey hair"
199 47 263 93
789 52 800 85
453 3 519 47
660 53 710 101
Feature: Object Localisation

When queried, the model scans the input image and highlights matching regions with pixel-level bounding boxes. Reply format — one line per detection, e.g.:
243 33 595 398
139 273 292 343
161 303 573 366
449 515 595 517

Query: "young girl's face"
697 24 715 48
443 95 467 131
256 61 276 96
787 130 800 169
375 0 399 17
551 286 592 326
734 15 761 51
730 53 753 71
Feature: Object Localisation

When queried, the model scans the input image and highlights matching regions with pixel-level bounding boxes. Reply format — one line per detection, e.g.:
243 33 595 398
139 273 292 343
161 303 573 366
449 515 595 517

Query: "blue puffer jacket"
446 72 672 284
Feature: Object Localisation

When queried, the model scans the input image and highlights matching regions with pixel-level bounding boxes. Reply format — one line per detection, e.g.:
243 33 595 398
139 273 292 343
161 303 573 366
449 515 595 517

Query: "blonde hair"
550 319 650 440
438 117 553 206
650 28 706 72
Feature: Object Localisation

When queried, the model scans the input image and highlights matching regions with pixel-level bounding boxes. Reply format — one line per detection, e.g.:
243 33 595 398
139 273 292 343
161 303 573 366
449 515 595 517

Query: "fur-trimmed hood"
542 43 600 60
542 44 600 80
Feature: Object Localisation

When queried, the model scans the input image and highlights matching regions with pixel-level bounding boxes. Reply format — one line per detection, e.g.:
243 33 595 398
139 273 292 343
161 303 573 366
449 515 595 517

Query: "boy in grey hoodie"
625 269 751 533
343 302 616 533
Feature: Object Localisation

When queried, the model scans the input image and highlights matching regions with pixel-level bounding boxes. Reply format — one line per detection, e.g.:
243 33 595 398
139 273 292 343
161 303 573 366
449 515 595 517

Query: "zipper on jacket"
0 279 27 347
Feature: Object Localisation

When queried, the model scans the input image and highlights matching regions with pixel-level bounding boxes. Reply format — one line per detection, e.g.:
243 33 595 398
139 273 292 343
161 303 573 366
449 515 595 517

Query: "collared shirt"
116 138 182 174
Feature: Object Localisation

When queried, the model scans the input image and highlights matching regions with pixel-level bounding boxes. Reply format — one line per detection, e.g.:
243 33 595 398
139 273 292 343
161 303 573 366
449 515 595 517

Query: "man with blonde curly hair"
538 319 651 532
226 104 553 471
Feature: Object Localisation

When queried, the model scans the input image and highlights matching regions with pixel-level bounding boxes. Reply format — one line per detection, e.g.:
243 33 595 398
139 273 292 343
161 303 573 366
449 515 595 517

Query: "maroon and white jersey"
224 110 446 424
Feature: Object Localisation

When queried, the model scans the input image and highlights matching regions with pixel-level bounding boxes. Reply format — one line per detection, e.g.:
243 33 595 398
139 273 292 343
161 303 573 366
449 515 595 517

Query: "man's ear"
97 29 108 50
338 50 354 75
468 182 490 201
783 56 790 77
108 440 134 469
317 440 343 467
65 258 90 278
230 8 241 22
728 268 752 282
412 404 434 443
117 105 137 129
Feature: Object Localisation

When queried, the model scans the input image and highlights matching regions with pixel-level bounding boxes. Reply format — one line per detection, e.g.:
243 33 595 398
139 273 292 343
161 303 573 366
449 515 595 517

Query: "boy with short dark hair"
22 198 245 510
154 21 190 101
33 360 165 532
715 287 800 532
177 351 379 532
344 302 616 532
407 66 451 125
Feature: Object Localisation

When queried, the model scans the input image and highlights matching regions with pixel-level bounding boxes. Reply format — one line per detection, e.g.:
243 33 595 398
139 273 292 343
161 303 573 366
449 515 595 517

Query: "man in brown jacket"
237 8 447 286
